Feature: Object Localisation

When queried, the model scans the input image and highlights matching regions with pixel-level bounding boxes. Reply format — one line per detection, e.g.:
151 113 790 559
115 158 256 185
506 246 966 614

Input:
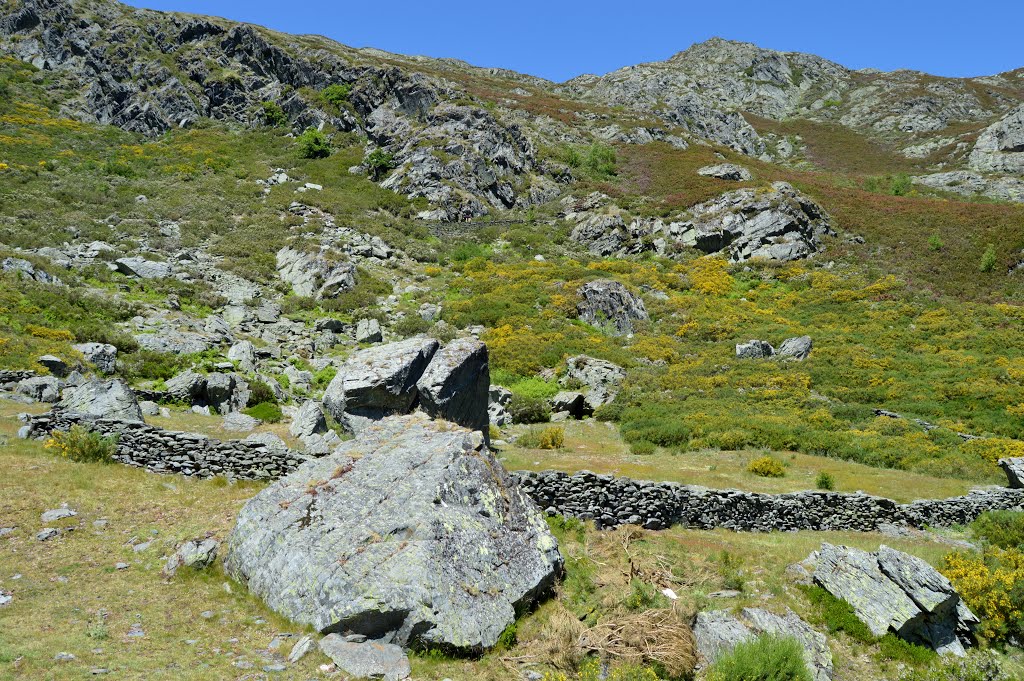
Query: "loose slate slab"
415 337 489 432
319 635 410 681
224 414 562 651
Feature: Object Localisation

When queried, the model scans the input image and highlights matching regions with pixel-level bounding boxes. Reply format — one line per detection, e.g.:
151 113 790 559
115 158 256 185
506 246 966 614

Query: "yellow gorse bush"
943 547 1024 643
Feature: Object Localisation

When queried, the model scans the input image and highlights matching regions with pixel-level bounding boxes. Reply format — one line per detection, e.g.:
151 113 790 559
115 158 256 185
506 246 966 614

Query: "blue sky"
124 0 1023 82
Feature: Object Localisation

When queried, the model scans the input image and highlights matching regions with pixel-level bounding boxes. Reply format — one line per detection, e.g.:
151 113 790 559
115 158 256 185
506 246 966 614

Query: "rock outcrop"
736 339 776 359
165 370 250 414
561 355 626 411
811 544 977 655
415 338 490 432
1000 457 1024 488
576 279 649 336
72 342 118 374
970 104 1024 174
276 247 357 300
698 163 753 181
694 607 832 681
58 379 143 422
224 415 562 651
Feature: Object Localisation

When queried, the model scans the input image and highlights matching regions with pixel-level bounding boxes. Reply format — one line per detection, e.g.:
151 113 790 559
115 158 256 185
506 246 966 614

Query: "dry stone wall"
512 470 1024 532
21 410 306 480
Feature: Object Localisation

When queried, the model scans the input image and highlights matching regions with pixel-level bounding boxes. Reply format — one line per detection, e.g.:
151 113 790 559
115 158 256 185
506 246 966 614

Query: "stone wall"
21 410 306 480
512 469 1024 532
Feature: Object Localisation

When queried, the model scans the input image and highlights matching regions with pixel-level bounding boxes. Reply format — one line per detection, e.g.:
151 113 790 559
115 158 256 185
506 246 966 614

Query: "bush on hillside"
980 244 997 273
320 83 351 107
747 455 786 478
45 425 118 464
260 101 288 127
708 634 812 681
897 653 1011 681
943 547 1024 644
243 402 282 423
508 394 551 424
297 127 330 159
970 511 1024 549
246 378 278 407
815 471 835 490
365 148 396 180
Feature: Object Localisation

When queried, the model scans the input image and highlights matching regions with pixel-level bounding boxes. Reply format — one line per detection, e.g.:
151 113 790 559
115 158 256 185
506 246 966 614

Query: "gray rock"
37 528 60 541
550 391 588 419
59 379 144 422
205 373 250 414
576 279 649 336
290 400 328 438
561 355 626 411
318 635 411 681
227 341 257 373
315 318 346 333
698 163 753 181
16 376 61 403
970 103 1024 174
323 337 439 430
37 355 68 377
139 401 160 416
276 247 356 300
114 257 172 279
224 414 562 651
2 256 62 284
287 634 315 663
416 338 490 432
72 343 117 375
1000 458 1024 488
736 339 775 359
488 385 513 427
54 652 75 662
41 507 76 522
223 412 260 433
777 336 812 360
812 543 975 655
163 538 220 577
356 318 383 344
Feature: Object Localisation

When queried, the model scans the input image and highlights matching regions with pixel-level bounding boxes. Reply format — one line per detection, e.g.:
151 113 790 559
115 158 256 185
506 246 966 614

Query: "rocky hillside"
3 0 1024 679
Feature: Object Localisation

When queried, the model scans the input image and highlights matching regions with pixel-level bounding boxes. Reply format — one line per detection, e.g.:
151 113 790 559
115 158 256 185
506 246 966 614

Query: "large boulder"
72 342 117 374
561 355 626 412
415 338 490 432
576 279 649 336
673 182 833 262
694 607 832 681
290 400 328 439
226 340 257 373
224 415 562 651
58 379 144 422
697 163 753 181
16 376 61 403
736 339 776 359
999 457 1024 488
165 370 249 414
114 257 173 279
969 103 1024 174
777 335 813 360
812 544 976 655
276 247 357 300
323 337 439 431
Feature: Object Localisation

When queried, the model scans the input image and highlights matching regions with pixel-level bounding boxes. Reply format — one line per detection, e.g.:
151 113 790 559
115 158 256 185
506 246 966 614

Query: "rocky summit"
224 414 562 651
3 1 1024 678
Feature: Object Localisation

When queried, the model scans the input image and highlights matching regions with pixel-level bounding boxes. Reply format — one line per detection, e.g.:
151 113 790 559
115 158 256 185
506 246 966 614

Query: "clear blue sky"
124 0 1023 82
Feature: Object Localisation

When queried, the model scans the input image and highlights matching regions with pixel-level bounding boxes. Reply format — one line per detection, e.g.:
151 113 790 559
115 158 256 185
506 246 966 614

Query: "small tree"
297 127 331 159
260 101 288 127
320 83 352 107
980 244 997 273
364 148 396 180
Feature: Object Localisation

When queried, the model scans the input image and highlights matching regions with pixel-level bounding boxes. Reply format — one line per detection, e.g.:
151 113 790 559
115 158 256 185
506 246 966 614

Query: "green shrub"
313 366 337 389
980 244 997 273
748 455 786 478
718 550 745 591
243 402 283 423
928 234 944 252
897 653 1010 681
495 622 517 650
393 314 432 337
508 394 551 424
247 378 278 407
623 579 668 612
45 425 118 463
708 634 812 681
971 511 1024 549
297 127 331 159
260 101 288 127
539 426 565 449
890 173 913 196
630 440 656 456
815 472 835 490
320 83 352 107
118 350 189 382
878 633 936 665
799 585 875 643
365 148 396 180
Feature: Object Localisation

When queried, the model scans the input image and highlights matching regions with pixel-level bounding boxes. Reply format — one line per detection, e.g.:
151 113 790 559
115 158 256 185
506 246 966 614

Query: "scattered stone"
36 528 60 541
41 507 76 522
0 591 11 607
698 163 753 181
318 635 411 681
201 610 215 620
288 635 315 663
139 400 160 416
55 652 76 662
289 400 328 438
223 412 260 433
16 376 61 403
115 562 129 570
355 318 383 344
576 279 649 336
163 538 220 578
777 336 813 360
225 415 562 651
126 623 145 638
736 339 775 359
263 663 287 673
114 257 172 279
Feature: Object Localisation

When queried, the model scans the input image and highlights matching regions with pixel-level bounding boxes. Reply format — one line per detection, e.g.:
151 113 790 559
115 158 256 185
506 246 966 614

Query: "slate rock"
777 336 813 360
276 247 357 300
163 538 220 578
16 376 61 403
227 340 257 373
550 391 589 419
114 257 172 279
37 355 68 377
576 279 649 336
287 634 315 663
318 635 411 681
59 379 144 422
488 384 512 427
356 318 383 344
37 528 60 541
73 343 118 374
322 337 439 430
41 507 77 522
697 163 753 181
223 412 260 432
562 355 626 411
999 458 1024 488
225 414 562 651
139 400 160 416
736 339 776 359
290 400 328 438
415 338 490 432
